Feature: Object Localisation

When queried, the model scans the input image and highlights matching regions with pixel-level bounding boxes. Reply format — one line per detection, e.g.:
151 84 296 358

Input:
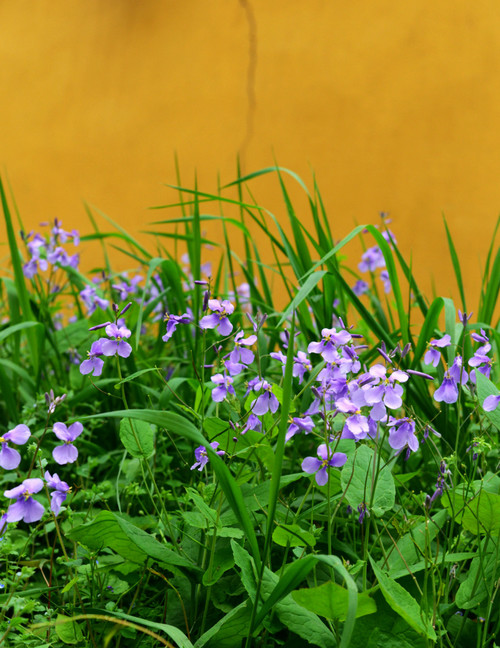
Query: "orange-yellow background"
1 1 499 308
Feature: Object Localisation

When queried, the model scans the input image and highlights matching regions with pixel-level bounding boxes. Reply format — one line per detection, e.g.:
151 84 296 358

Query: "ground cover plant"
0 167 499 647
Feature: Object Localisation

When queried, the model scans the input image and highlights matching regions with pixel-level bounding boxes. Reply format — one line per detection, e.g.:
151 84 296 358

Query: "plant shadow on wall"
0 166 498 647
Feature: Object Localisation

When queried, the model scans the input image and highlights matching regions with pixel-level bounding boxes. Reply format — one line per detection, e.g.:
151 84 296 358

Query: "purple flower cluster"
1 410 82 526
80 319 133 377
22 219 80 279
424 327 494 405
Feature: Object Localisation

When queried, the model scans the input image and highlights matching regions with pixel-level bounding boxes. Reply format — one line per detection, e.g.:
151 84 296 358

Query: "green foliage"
0 166 498 647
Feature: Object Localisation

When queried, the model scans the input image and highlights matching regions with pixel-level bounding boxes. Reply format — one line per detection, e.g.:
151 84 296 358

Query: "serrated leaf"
119 418 155 458
291 581 376 621
370 559 436 640
341 445 395 516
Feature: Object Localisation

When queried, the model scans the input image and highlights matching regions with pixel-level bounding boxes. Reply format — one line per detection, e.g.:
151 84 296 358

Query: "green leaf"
272 523 316 548
443 488 500 535
291 581 376 621
341 445 395 516
258 565 336 648
476 370 500 431
119 418 155 459
55 615 84 645
194 601 251 648
370 559 436 640
202 541 235 586
68 511 198 572
82 409 261 571
455 539 500 609
382 510 448 575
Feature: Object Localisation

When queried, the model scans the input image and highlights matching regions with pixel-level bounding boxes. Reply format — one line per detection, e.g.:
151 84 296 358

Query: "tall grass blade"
442 216 467 315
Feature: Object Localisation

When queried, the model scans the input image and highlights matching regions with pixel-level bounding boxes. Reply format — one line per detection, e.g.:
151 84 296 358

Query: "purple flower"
424 334 451 367
44 471 70 516
80 285 109 316
229 331 257 366
449 355 468 385
361 364 408 420
483 394 500 411
23 256 48 278
241 414 262 434
0 425 31 470
251 380 279 415
190 442 225 471
352 280 369 296
101 323 132 358
380 270 391 294
286 416 315 442
308 327 352 362
199 299 234 336
210 373 236 402
80 339 106 376
387 417 419 453
162 312 192 342
52 422 83 465
301 444 347 486
434 371 459 404
4 479 45 523
358 246 385 273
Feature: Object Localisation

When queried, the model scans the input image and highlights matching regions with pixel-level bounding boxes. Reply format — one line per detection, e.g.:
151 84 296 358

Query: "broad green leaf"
202 541 235 586
291 581 376 621
443 488 500 535
370 559 436 640
119 418 155 459
194 601 251 648
366 628 416 648
259 565 336 648
55 615 84 645
82 409 261 571
476 370 500 431
232 541 339 648
273 523 316 548
382 510 448 574
68 510 198 572
341 445 395 516
455 539 500 609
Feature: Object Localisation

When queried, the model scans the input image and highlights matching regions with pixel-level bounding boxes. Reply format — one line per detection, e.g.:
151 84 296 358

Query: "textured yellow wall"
1 1 499 308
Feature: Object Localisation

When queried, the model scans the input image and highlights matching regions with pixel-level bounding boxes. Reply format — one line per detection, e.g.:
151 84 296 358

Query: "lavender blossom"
251 380 279 415
483 394 500 411
162 312 192 342
190 442 225 471
210 373 236 402
199 299 234 336
0 425 31 470
387 417 419 453
424 334 451 367
308 327 352 362
52 422 83 465
44 471 71 516
101 323 132 358
4 479 44 523
434 371 459 404
79 339 106 376
301 444 347 486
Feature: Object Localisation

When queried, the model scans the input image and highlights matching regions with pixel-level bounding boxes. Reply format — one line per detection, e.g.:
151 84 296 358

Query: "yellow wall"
1 1 499 309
